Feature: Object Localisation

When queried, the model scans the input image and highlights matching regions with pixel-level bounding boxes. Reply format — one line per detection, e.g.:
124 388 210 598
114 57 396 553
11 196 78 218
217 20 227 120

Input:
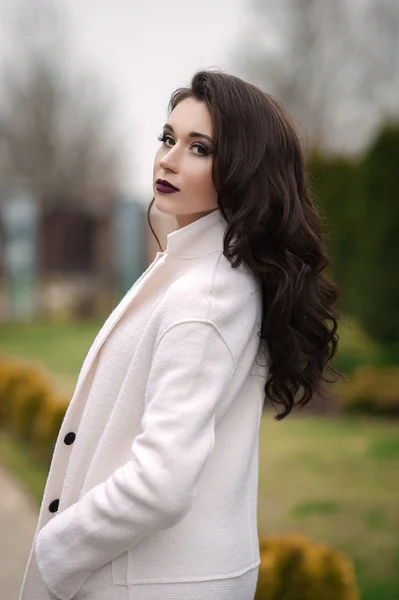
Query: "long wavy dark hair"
147 69 342 420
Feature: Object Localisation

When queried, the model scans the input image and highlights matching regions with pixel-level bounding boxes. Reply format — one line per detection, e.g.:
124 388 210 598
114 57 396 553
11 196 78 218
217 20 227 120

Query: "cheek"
191 163 214 191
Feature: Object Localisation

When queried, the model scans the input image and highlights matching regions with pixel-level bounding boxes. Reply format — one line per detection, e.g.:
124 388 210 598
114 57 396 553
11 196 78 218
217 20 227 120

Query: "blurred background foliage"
309 125 399 353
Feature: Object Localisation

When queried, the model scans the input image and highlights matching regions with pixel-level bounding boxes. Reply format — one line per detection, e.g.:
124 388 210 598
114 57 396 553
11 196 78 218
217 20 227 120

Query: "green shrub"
353 125 399 344
255 533 359 600
337 365 399 416
9 370 52 441
0 353 69 462
0 357 36 425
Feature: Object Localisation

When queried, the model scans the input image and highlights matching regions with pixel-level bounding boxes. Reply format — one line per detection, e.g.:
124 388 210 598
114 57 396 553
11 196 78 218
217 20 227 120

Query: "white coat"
19 207 267 600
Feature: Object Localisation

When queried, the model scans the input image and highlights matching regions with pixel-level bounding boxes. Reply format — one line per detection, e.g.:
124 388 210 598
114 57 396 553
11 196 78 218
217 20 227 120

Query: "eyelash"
157 134 210 156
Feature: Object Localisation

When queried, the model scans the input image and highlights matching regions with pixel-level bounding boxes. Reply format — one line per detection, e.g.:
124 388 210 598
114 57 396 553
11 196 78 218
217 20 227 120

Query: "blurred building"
0 192 176 322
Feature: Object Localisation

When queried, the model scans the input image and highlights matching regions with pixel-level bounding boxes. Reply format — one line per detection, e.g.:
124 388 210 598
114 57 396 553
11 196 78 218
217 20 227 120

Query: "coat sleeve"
35 319 235 600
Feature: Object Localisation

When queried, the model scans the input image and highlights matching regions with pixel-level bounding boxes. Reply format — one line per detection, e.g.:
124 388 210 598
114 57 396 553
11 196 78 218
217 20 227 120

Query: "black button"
49 499 59 513
64 432 76 445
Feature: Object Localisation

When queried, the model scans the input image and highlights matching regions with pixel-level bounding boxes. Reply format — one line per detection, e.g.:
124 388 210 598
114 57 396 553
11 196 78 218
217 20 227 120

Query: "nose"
159 145 179 173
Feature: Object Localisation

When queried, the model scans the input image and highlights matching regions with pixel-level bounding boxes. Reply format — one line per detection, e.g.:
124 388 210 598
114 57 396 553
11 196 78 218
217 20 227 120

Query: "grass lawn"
258 413 399 600
1 320 399 598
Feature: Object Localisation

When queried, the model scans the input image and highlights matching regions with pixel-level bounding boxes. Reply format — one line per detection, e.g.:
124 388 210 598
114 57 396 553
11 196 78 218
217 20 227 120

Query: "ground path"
0 463 37 600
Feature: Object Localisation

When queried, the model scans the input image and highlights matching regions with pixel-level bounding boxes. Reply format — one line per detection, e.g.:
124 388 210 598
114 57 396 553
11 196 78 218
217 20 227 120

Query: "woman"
19 69 340 600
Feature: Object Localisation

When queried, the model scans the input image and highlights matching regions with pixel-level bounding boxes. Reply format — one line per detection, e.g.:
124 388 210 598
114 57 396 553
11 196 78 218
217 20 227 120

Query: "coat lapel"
71 210 225 402
72 252 165 403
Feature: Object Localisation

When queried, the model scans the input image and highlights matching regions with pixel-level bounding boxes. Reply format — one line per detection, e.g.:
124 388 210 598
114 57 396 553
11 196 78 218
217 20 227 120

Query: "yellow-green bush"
0 357 34 424
337 365 399 416
0 353 69 463
9 369 53 441
255 533 359 600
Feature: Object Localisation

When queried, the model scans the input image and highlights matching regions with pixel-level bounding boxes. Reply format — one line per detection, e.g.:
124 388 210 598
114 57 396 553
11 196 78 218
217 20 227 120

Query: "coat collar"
164 208 228 259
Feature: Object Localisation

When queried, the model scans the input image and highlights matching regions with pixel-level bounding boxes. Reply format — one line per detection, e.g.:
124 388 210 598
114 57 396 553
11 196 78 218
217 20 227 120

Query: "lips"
156 178 179 191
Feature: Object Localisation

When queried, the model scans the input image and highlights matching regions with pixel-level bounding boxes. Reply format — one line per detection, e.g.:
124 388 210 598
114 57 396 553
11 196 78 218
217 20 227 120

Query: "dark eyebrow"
163 123 213 144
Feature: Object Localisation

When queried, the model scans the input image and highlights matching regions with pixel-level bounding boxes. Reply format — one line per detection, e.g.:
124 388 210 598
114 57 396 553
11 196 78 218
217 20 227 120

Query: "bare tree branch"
229 0 399 154
0 0 125 214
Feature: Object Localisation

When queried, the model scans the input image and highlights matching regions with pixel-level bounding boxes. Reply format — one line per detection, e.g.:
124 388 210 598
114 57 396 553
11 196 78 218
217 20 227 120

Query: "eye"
191 143 209 155
157 134 173 146
157 134 209 156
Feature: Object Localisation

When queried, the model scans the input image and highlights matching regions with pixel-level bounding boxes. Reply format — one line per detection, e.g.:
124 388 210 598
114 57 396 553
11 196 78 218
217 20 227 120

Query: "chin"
154 195 177 215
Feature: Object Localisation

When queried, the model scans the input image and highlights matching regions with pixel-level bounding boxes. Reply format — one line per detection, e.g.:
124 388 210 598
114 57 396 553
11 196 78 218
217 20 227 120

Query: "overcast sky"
1 0 395 208
0 0 251 203
60 0 249 204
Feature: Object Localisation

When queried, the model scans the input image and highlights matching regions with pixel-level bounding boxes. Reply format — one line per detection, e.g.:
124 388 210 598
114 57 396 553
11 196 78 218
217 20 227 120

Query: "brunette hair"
147 69 341 420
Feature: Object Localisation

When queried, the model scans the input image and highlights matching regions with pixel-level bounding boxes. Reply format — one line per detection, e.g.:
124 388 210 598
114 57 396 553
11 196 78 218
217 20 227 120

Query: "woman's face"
153 97 218 230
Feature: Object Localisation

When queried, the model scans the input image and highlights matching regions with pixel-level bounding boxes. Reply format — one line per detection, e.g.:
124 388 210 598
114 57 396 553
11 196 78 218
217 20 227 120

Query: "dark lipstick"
156 178 180 194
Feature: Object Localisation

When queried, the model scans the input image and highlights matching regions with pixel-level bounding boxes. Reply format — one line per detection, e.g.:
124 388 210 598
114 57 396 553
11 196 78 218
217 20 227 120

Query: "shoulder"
156 252 262 346
167 252 258 307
